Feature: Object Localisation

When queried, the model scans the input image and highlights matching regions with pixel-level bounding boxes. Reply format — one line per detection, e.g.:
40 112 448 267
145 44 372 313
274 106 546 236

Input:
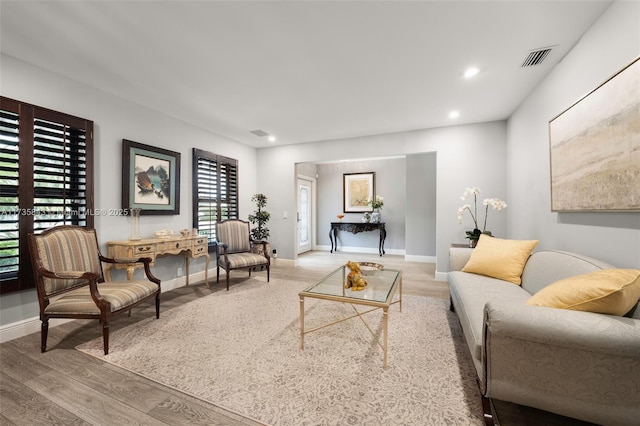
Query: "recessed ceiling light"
449 110 460 119
268 135 276 142
464 67 480 79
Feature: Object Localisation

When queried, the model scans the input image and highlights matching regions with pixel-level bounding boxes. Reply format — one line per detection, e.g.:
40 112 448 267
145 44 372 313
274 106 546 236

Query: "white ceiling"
0 0 613 148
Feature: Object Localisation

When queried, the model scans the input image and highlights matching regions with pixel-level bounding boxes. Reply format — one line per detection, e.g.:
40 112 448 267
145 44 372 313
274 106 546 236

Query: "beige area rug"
77 277 483 425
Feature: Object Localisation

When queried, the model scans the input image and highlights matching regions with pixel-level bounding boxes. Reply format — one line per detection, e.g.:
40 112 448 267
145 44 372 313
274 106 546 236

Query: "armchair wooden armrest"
99 255 160 285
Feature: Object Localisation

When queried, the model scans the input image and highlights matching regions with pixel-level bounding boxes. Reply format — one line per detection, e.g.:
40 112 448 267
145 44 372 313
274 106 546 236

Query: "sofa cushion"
526 269 640 316
448 270 532 375
462 235 538 285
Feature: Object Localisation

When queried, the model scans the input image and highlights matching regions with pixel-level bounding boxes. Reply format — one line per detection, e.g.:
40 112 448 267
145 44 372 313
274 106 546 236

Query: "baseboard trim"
0 316 54 344
404 255 437 263
435 271 449 282
314 245 405 256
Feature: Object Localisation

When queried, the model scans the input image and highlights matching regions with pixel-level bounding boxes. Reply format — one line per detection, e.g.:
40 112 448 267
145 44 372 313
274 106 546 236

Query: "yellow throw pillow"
462 234 538 285
526 269 640 316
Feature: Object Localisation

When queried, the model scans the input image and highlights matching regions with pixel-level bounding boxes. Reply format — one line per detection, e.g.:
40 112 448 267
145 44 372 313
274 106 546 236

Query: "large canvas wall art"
549 56 639 212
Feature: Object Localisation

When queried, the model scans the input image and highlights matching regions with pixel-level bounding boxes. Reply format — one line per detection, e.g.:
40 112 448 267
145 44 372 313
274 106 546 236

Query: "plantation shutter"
33 113 90 232
0 100 20 287
192 148 238 251
0 96 94 294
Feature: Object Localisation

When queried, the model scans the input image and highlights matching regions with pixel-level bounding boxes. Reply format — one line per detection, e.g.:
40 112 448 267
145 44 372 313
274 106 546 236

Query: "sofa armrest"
449 247 474 271
484 302 640 356
481 302 640 424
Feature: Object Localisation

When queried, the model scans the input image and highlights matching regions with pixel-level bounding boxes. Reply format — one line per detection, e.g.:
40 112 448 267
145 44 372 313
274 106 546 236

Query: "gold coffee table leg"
383 307 389 368
299 295 305 350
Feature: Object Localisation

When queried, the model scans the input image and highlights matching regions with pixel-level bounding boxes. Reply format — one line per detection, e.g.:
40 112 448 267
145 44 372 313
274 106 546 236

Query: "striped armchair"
215 219 270 290
28 225 161 355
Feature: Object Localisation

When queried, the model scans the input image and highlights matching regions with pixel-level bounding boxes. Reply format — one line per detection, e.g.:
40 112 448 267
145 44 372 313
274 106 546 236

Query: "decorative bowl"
154 229 175 239
359 262 384 275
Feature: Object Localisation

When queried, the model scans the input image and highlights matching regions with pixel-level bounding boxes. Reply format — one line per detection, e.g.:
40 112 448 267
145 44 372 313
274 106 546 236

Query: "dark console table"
330 222 386 256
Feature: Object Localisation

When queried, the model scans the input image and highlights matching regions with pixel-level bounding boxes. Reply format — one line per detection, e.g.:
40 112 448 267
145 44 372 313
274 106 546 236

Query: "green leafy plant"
248 193 270 241
367 195 384 210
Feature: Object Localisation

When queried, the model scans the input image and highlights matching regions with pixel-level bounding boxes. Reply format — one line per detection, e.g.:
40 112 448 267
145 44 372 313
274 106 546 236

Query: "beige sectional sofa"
448 247 640 425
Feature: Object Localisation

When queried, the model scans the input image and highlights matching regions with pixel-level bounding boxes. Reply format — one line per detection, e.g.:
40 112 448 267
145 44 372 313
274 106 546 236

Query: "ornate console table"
105 235 210 285
329 222 386 256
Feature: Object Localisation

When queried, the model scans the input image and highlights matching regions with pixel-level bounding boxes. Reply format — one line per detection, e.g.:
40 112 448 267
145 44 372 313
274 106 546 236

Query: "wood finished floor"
1 251 593 425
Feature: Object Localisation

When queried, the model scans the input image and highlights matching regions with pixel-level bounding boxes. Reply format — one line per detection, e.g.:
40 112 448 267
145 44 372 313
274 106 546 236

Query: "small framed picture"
343 172 374 213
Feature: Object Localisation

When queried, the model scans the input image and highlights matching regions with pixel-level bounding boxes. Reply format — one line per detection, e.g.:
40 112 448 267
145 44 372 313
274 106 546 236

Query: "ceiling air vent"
250 129 269 137
521 47 553 67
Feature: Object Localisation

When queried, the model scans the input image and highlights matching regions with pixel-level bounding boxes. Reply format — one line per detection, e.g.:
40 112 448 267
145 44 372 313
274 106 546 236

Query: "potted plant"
248 193 270 242
457 187 507 247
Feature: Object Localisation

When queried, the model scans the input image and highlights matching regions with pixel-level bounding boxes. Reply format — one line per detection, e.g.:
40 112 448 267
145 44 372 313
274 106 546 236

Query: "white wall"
0 55 258 326
256 120 508 274
406 152 437 259
507 0 640 268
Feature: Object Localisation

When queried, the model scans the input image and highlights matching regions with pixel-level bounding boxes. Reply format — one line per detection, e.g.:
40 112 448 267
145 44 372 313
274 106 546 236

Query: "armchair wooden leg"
102 323 110 355
267 266 270 282
216 265 220 283
41 320 49 353
155 294 160 319
226 269 230 291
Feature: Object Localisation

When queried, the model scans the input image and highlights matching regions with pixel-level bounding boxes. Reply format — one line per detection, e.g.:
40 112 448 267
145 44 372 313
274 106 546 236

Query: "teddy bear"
344 260 368 291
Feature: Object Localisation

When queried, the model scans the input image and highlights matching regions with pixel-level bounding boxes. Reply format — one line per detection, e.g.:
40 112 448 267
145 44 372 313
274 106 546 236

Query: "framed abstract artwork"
343 172 374 213
122 139 181 215
549 56 639 212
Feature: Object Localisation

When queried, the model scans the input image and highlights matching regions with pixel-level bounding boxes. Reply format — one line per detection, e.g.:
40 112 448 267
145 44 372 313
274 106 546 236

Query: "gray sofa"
448 248 640 425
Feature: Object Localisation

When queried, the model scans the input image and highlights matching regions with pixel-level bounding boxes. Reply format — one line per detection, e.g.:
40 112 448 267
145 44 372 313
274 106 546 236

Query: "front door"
297 177 313 254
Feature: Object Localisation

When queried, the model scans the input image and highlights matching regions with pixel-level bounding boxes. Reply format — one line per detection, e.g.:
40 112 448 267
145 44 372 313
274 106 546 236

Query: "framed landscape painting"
122 139 181 215
549 56 640 212
343 172 374 213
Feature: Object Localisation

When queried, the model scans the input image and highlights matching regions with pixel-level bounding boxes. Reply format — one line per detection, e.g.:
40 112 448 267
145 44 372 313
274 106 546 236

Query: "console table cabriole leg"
299 296 305 350
329 229 334 253
204 254 210 287
379 227 387 256
185 256 190 285
126 265 135 280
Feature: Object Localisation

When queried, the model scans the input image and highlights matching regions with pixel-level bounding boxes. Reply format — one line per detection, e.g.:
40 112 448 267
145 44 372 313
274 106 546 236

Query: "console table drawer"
133 244 155 256
193 243 207 255
109 243 156 259
162 239 191 252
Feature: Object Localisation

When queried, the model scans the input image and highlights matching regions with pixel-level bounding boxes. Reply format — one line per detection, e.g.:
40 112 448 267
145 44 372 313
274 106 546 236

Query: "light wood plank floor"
0 251 593 425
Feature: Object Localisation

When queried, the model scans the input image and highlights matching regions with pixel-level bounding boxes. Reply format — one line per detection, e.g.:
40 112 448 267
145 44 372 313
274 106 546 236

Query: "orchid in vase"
457 187 507 245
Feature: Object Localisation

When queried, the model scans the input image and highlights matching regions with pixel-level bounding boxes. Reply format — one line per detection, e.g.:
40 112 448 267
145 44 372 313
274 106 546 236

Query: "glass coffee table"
298 265 402 368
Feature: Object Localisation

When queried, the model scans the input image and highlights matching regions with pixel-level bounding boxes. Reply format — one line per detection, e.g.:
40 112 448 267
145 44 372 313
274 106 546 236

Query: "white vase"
129 208 142 240
371 209 381 223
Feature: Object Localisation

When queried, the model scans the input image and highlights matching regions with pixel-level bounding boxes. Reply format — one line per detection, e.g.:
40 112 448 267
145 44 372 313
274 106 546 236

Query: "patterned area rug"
77 277 483 425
